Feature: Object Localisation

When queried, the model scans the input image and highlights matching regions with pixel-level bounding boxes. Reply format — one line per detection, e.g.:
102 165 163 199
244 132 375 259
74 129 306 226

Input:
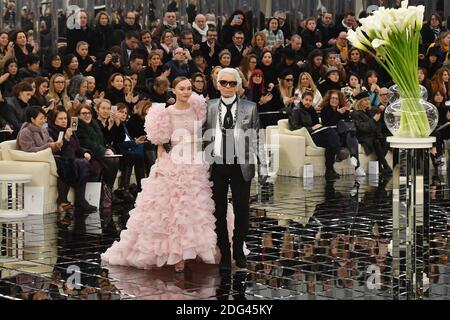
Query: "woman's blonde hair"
297 72 317 95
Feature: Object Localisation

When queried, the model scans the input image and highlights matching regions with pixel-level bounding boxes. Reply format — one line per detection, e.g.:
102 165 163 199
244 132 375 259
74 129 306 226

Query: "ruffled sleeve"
145 103 172 145
189 93 207 124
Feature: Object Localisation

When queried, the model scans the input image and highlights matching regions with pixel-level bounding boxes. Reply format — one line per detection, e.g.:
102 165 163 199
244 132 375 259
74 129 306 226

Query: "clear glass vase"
388 85 429 104
384 98 438 138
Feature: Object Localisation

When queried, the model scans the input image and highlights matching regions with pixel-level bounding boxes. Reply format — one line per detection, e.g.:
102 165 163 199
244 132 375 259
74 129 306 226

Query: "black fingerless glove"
163 142 172 153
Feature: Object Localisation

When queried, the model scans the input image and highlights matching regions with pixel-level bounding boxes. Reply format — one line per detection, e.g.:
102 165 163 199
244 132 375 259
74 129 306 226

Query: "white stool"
0 174 31 262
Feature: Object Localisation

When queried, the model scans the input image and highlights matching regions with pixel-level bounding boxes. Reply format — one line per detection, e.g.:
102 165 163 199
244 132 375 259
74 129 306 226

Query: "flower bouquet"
347 0 437 138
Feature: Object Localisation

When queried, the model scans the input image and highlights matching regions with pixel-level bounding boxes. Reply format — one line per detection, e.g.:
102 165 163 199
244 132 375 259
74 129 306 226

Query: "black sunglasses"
219 80 238 88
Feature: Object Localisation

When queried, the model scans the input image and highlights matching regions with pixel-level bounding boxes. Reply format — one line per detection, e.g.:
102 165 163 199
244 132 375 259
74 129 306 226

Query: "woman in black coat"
90 11 114 58
105 73 126 106
289 91 347 180
47 107 99 216
0 58 22 98
75 103 119 196
351 91 391 175
319 90 364 176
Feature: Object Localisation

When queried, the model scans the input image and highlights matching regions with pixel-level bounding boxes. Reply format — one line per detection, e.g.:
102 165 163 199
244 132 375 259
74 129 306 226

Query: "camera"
111 54 120 64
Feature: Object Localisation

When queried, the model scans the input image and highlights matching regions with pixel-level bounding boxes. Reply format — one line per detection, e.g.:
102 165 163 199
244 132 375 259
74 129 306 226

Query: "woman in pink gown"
101 77 218 272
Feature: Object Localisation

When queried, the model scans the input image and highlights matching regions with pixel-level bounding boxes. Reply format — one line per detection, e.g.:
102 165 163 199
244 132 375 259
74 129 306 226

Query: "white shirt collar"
221 95 237 105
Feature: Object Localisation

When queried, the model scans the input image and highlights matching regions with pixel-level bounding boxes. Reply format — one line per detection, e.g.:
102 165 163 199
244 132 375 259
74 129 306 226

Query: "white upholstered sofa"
266 119 393 178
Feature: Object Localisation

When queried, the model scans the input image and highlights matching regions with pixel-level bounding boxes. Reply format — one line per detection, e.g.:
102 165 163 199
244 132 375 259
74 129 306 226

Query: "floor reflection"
1 174 450 300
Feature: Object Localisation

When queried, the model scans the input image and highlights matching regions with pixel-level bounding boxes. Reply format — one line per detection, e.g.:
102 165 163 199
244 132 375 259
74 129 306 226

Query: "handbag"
118 127 145 156
337 119 356 135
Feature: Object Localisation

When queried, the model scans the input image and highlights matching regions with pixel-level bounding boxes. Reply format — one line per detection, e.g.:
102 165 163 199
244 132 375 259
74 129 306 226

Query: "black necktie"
222 99 236 130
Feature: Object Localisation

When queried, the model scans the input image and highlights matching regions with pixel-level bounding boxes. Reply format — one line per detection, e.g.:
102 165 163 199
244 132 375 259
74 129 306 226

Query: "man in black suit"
200 27 221 67
226 31 251 68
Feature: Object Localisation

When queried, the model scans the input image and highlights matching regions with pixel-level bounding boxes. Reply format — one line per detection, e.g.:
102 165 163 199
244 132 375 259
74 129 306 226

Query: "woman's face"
443 34 450 46
117 108 128 122
442 71 449 83
256 35 265 48
262 53 272 66
269 19 278 31
249 57 257 70
429 55 438 64
234 14 244 26
16 32 27 46
306 20 316 31
327 54 336 66
193 76 205 91
7 62 18 75
434 91 444 103
51 56 62 68
19 90 33 103
418 70 425 82
368 74 378 85
79 107 92 124
69 57 79 71
31 113 46 128
330 94 340 108
130 74 138 88
124 79 132 94
53 76 65 93
430 15 440 28
252 74 262 84
87 78 95 92
79 81 88 96
350 50 360 62
220 54 231 67
300 75 310 87
0 34 8 47
150 54 161 67
39 82 49 95
362 98 371 109
97 102 111 119
313 56 323 67
349 75 359 87
283 75 294 87
173 79 192 103
212 68 221 85
99 14 109 26
111 75 124 90
54 111 68 128
302 95 313 108
163 32 173 45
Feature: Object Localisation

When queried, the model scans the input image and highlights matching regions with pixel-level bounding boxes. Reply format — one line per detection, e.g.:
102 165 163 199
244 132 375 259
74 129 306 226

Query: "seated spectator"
42 54 63 79
127 100 155 176
192 51 210 77
66 9 92 55
289 91 348 180
221 10 249 45
123 75 139 113
163 47 198 83
29 76 50 109
364 70 381 108
75 41 95 75
0 58 21 97
207 66 222 100
18 53 41 79
68 75 90 104
158 30 177 64
47 107 99 220
420 47 442 79
341 72 366 107
200 27 220 67
192 14 208 44
319 90 365 176
276 50 301 87
93 47 126 93
300 49 327 84
105 73 126 105
347 48 368 80
430 88 449 170
63 54 81 80
318 67 343 96
295 72 323 110
91 11 114 58
250 32 268 60
2 81 34 136
226 30 250 68
300 17 322 56
431 67 450 100
152 11 182 42
324 51 346 82
47 74 71 112
75 103 120 196
352 91 391 175
139 30 157 57
258 50 278 90
418 68 433 99
138 51 165 93
262 17 284 51
12 31 35 69
247 69 267 106
421 13 447 55
191 72 207 97
113 103 145 197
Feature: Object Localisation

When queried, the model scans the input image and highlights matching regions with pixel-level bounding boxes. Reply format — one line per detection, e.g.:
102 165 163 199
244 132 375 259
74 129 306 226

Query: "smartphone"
111 105 118 113
71 117 78 131
57 131 64 142
172 36 178 47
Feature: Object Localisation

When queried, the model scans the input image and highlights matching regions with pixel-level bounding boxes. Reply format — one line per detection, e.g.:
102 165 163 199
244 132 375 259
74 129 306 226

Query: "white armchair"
267 119 392 177
0 140 60 214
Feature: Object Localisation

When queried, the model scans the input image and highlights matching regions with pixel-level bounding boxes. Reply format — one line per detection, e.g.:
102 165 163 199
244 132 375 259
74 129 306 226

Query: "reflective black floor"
1 173 450 300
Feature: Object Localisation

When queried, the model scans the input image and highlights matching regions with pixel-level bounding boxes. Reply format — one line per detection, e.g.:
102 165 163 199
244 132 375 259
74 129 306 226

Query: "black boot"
325 169 340 181
74 184 97 214
233 242 247 269
119 166 135 203
219 246 232 274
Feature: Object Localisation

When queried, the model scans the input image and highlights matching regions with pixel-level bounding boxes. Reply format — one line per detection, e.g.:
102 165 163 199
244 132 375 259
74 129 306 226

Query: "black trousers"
339 131 359 160
211 163 251 256
311 128 341 171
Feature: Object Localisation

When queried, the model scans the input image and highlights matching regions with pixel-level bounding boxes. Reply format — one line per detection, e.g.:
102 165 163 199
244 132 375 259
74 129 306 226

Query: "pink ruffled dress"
101 94 218 269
